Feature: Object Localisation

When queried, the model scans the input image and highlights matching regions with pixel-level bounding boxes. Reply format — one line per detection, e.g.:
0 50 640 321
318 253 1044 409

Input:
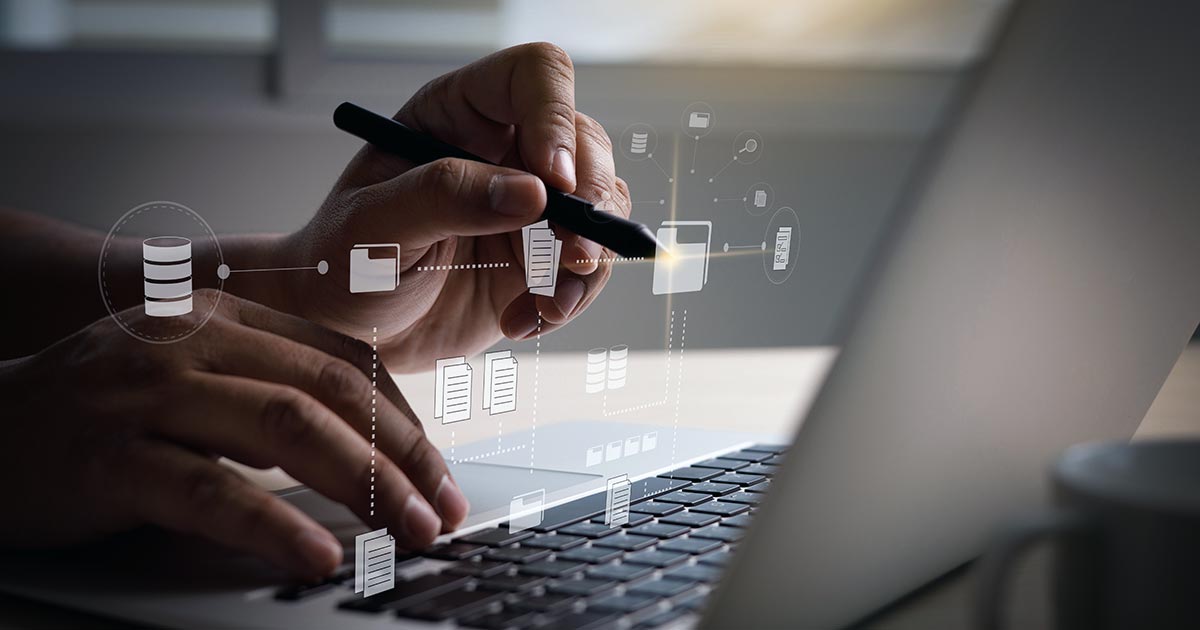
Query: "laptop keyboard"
274 445 785 629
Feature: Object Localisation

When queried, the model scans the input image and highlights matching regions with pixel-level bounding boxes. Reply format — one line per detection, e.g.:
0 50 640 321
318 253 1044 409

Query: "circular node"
668 178 674 183
713 198 718 203
690 169 695 174
317 260 329 275
216 264 230 279
681 102 716 138
723 243 730 253
659 199 665 205
731 131 765 165
708 178 714 183
762 206 801 286
618 123 658 162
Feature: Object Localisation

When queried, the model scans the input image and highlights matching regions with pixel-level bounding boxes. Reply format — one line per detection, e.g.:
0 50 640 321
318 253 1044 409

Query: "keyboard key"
658 511 720 528
689 525 743 543
548 577 619 597
460 528 535 547
697 550 732 567
509 592 578 614
536 610 621 630
690 501 750 517
423 541 488 560
711 473 767 487
630 501 684 516
529 494 607 533
587 562 654 582
274 579 337 601
743 444 788 454
663 563 723 583
745 480 772 493
721 449 772 462
658 467 721 482
676 590 709 611
628 577 699 599
636 607 691 628
656 491 712 506
484 546 551 564
459 607 538 630
337 573 470 613
591 512 652 527
628 522 690 539
589 592 660 614
518 559 588 578
477 573 546 593
523 534 587 551
658 537 724 555
721 491 763 505
445 559 513 578
737 463 778 476
556 545 622 564
764 454 786 465
691 457 749 471
558 522 620 538
631 476 692 498
684 482 740 496
623 549 690 568
394 587 505 621
591 534 657 551
723 513 754 528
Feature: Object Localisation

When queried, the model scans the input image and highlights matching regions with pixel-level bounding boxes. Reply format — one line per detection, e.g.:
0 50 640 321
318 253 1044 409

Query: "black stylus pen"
333 102 665 260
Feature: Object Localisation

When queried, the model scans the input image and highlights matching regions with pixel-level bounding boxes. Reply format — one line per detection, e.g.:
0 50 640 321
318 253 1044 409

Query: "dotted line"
671 310 687 470
574 256 646 264
370 327 377 517
415 262 510 271
530 313 541 474
601 309 674 418
453 444 527 464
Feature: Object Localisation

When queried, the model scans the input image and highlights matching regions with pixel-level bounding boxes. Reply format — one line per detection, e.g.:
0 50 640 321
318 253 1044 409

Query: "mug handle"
974 509 1090 630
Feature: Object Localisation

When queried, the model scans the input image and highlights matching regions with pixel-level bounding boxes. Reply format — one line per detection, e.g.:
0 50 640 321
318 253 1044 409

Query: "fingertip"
564 241 600 275
500 301 540 340
402 495 442 547
551 148 577 192
292 528 342 577
434 475 470 531
489 172 546 218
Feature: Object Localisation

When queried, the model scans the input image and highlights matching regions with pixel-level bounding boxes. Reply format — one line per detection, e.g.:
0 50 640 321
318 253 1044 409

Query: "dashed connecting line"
452 444 527 464
575 256 647 264
602 309 679 418
671 310 687 470
370 327 378 517
530 313 541 474
415 263 510 272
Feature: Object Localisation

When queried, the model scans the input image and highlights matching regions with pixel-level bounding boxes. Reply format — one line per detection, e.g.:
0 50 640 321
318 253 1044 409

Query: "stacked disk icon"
586 348 608 394
143 236 193 317
606 344 628 390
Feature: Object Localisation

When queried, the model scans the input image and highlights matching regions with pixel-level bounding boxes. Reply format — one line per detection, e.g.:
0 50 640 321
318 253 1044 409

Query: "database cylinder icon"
586 348 608 394
607 344 628 390
142 236 193 317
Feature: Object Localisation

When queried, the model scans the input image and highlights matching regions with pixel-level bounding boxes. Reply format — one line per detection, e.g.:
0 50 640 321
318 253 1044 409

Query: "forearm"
0 209 295 357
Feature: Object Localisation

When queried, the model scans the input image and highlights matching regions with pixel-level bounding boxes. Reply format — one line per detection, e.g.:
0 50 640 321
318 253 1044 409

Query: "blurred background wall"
0 0 1011 351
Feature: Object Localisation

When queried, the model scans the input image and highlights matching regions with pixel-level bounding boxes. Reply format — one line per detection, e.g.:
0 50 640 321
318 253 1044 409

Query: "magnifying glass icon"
738 138 758 154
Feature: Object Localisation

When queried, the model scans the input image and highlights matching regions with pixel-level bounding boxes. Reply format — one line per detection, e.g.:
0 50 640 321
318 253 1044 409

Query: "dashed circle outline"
98 201 225 344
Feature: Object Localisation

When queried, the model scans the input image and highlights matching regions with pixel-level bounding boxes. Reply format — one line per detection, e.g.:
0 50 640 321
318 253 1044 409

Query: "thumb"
359 158 547 249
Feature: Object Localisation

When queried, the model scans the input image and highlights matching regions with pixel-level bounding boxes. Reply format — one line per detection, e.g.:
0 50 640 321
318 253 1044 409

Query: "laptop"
2 0 1198 627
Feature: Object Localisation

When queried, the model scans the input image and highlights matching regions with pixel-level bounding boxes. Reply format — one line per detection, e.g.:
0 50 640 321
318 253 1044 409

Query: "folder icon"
586 445 604 467
349 243 400 294
508 489 545 533
688 111 711 129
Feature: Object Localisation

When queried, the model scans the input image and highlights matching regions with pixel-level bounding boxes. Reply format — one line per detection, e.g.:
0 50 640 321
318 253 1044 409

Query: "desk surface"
2 344 1197 629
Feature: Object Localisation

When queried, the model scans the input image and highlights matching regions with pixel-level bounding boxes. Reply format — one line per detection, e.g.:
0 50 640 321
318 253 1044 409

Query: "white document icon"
522 220 562 297
483 350 518 415
773 227 792 271
624 436 641 457
754 189 767 208
606 440 623 462
643 432 658 451
349 243 400 294
586 445 604 467
653 221 711 295
509 489 545 533
605 474 632 526
434 356 472 424
354 528 395 597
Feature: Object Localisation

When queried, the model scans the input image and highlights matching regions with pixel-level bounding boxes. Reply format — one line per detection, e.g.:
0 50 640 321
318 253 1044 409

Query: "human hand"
0 290 468 578
280 43 631 372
